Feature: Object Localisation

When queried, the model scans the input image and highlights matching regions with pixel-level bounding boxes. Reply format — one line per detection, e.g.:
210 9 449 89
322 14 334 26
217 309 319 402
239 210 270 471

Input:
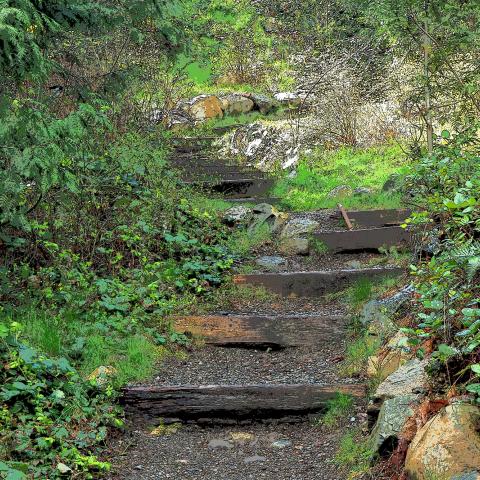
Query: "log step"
313 226 412 253
174 314 348 348
234 267 403 297
337 209 412 227
184 178 274 198
122 383 366 422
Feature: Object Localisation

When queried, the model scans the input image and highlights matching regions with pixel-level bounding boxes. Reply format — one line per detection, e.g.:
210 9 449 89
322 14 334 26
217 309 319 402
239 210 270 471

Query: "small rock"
244 455 267 464
208 439 234 450
249 203 288 232
328 185 353 198
255 256 286 271
353 187 373 196
405 404 480 480
280 218 319 239
279 237 310 256
87 365 117 386
230 432 254 443
271 439 292 449
223 206 252 225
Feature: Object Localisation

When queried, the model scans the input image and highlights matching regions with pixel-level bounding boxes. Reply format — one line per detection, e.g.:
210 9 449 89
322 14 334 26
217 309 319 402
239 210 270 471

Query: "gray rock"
279 237 310 256
208 439 234 450
256 256 287 270
271 439 292 448
244 455 267 464
223 206 252 225
219 94 255 115
353 187 373 196
274 92 303 107
328 185 353 198
373 359 428 403
247 93 278 115
280 218 319 239
249 203 287 232
370 394 419 456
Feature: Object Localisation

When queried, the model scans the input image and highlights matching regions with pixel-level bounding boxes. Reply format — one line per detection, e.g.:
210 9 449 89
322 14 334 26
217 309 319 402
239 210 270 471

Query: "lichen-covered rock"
219 94 254 115
184 95 223 121
370 394 419 456
274 92 303 106
373 359 428 403
280 218 319 239
223 206 252 225
278 237 310 256
250 203 288 232
255 256 287 271
87 365 117 386
353 187 374 196
405 404 480 480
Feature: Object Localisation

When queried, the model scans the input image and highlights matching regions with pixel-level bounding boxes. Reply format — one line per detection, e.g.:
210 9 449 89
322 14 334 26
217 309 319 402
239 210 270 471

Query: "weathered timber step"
227 196 281 204
334 209 412 227
234 267 403 297
313 226 412 253
122 383 366 421
184 178 274 198
174 314 347 348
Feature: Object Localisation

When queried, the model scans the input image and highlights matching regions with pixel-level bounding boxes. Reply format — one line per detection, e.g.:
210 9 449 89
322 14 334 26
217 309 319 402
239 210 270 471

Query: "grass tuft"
315 393 354 428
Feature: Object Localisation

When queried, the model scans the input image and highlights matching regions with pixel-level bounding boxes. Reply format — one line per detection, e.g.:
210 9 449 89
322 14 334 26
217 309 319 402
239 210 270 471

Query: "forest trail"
107 133 408 480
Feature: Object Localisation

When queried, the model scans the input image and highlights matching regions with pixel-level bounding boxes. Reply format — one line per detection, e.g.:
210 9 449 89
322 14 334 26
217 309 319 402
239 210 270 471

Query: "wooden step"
122 383 366 421
337 209 412 227
234 267 403 297
313 226 412 253
186 178 274 198
174 314 347 348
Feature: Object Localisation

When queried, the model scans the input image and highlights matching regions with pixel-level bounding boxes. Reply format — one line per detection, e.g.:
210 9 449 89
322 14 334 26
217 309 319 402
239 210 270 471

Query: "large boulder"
219 94 255 115
370 394 419 456
405 404 480 480
249 203 288 233
184 95 223 121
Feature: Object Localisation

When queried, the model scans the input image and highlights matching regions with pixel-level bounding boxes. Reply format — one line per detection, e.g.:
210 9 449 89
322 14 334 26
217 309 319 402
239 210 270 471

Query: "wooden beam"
312 226 412 253
338 203 353 230
174 314 348 348
122 383 366 421
234 268 404 297
340 209 412 227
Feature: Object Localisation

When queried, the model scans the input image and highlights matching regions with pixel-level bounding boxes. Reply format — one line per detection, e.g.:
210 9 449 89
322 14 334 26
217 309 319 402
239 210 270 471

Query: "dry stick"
338 203 353 230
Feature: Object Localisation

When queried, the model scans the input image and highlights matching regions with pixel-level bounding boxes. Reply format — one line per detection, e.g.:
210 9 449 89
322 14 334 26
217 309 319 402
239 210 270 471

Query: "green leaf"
471 364 480 375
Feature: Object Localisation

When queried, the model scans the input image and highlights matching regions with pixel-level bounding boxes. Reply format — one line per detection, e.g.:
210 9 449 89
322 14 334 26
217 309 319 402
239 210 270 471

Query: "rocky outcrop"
370 394 419 456
219 94 255 115
405 404 480 480
183 95 224 121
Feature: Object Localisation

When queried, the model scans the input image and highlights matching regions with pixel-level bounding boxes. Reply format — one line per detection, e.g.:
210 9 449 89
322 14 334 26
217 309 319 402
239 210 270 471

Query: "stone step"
334 209 412 228
173 314 348 348
312 226 412 253
122 383 366 422
234 267 403 297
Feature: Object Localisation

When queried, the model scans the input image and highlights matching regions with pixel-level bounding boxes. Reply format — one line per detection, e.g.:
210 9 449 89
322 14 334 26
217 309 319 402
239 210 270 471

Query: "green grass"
335 430 376 479
3 307 166 387
273 143 408 211
315 393 354 428
227 222 273 256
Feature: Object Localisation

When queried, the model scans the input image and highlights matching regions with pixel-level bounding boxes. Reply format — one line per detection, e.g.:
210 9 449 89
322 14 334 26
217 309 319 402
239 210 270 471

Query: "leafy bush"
404 126 480 398
0 322 118 479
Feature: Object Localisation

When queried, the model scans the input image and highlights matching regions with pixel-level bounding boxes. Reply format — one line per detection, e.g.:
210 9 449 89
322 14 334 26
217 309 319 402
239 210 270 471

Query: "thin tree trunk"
423 2 434 155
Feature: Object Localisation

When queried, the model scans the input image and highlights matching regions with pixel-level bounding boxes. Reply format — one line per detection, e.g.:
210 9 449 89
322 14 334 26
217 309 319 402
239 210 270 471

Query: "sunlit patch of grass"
273 143 408 211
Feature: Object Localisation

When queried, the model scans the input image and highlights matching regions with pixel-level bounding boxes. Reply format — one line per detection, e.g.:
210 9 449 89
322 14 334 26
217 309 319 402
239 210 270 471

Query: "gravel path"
108 422 352 480
139 344 359 387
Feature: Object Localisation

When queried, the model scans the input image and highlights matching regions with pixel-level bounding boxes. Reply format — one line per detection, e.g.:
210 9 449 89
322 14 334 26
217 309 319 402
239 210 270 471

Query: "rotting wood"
173 314 348 348
234 267 403 297
122 383 366 420
338 203 353 230
312 226 412 253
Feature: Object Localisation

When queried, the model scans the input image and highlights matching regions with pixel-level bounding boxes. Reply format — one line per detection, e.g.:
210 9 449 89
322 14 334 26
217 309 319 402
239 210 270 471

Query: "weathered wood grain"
341 209 412 227
122 383 366 420
174 314 348 348
313 226 412 253
234 268 403 297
